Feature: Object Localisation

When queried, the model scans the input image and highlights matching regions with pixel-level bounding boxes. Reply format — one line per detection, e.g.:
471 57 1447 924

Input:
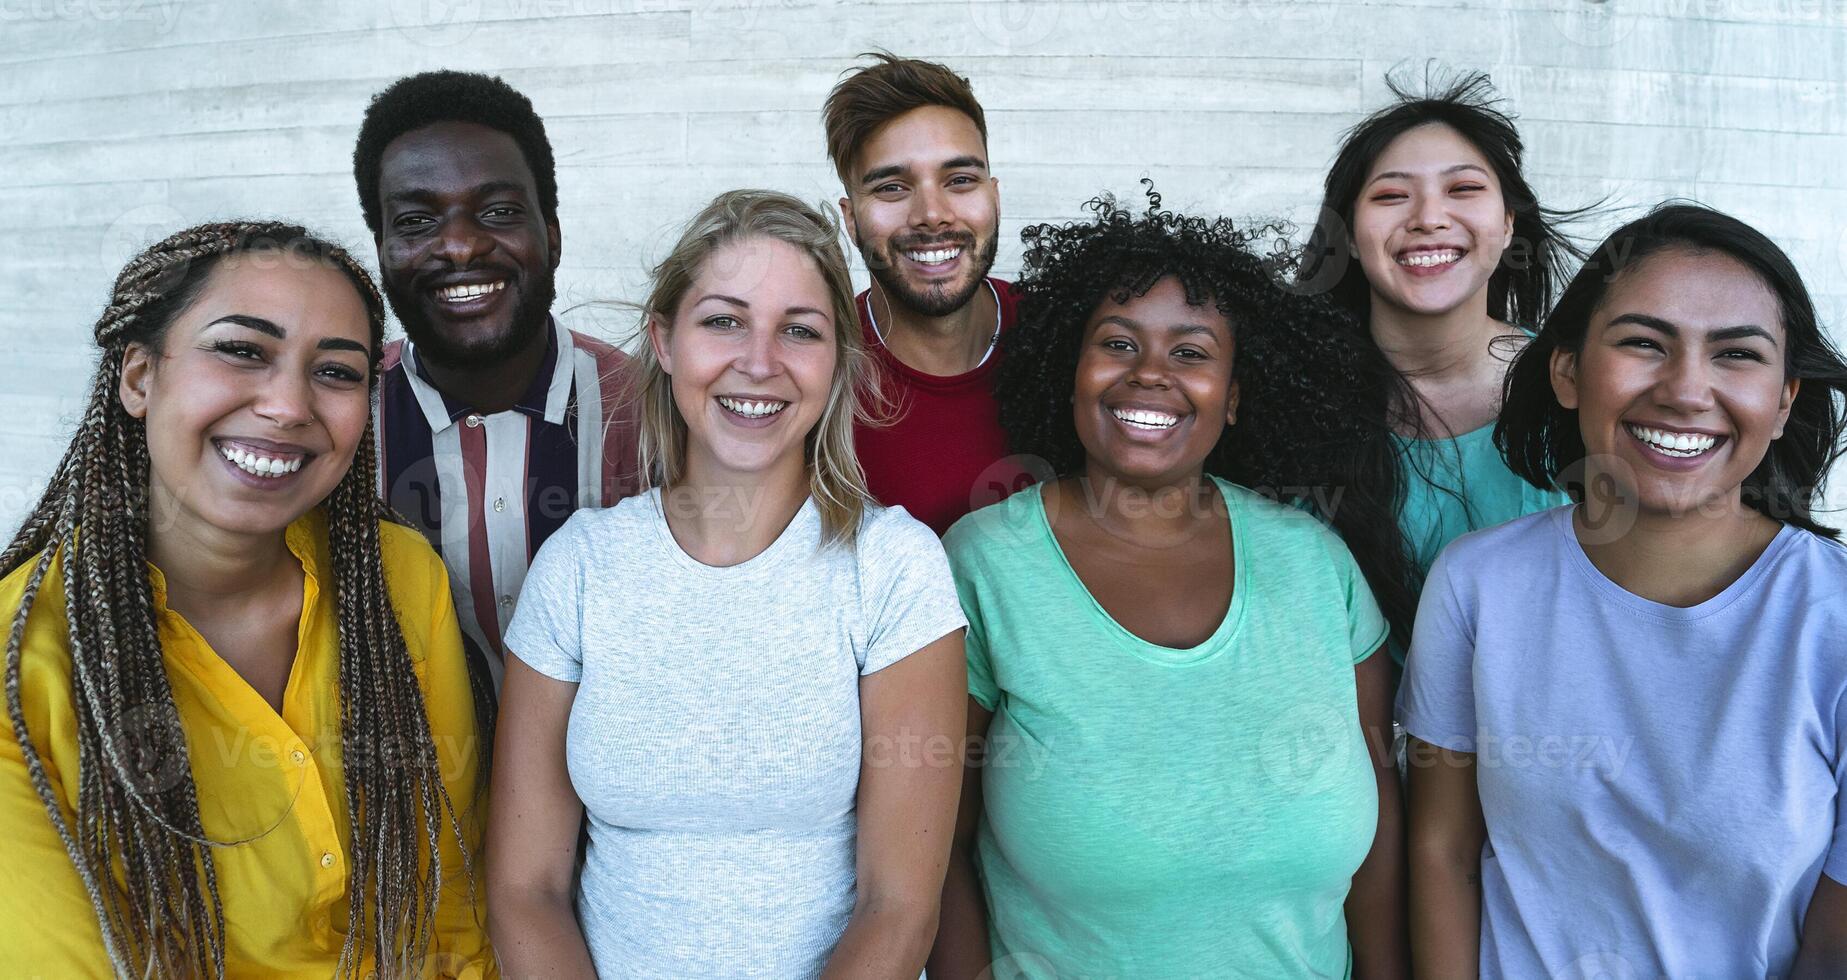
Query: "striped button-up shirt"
376 317 638 686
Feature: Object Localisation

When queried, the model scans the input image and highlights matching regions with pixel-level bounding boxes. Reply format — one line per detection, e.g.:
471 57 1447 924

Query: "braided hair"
999 185 1418 648
2 221 479 978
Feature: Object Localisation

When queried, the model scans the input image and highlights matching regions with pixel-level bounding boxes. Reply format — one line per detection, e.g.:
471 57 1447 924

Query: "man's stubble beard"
385 271 557 370
858 228 1000 319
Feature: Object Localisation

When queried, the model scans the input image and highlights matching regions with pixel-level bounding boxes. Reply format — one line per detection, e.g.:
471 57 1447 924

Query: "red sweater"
853 278 1037 535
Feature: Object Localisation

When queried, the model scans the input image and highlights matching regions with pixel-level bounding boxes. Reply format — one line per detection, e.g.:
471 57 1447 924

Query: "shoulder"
1764 525 1847 595
1220 480 1355 560
856 502 945 561
942 488 1043 569
565 328 629 370
376 519 453 613
1443 505 1563 569
0 549 73 679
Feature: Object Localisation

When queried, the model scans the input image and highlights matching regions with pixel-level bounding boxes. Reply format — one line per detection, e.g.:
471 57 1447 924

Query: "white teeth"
220 446 304 478
1112 407 1180 430
1397 249 1462 268
904 247 962 265
1626 424 1717 457
437 281 506 301
717 396 788 419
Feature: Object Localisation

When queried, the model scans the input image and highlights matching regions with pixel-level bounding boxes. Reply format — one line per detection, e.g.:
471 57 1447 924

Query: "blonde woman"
487 190 968 978
0 222 491 977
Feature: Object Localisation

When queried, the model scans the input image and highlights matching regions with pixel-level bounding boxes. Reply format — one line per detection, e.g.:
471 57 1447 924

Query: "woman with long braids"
1402 205 1847 975
928 188 1411 978
1301 70 1578 619
0 222 493 977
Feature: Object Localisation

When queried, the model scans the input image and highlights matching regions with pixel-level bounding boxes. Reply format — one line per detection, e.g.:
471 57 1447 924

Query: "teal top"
942 477 1387 979
1395 422 1567 580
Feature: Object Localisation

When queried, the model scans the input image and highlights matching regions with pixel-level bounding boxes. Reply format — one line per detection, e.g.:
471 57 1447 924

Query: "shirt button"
500 594 513 608
320 852 336 869
493 496 506 512
464 414 483 428
290 749 306 766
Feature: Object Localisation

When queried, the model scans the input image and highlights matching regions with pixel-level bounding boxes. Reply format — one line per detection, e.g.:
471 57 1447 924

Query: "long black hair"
999 184 1419 648
1301 67 1586 344
1496 203 1847 538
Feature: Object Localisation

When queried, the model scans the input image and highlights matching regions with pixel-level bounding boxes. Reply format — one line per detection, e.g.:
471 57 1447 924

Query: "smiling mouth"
1396 248 1464 269
218 444 307 478
434 281 506 303
1626 423 1723 458
1112 407 1180 430
717 396 788 419
902 246 962 265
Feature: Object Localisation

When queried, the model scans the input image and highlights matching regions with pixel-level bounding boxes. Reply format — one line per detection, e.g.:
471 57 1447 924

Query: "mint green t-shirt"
1395 423 1568 581
941 477 1389 979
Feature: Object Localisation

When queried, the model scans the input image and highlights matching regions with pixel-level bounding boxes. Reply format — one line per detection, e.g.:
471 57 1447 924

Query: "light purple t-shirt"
1399 505 1847 977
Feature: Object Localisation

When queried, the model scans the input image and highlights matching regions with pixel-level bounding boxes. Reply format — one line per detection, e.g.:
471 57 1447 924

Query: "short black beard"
384 271 556 371
858 230 999 319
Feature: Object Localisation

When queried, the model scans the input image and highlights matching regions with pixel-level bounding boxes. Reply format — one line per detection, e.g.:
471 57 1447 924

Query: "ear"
1549 346 1579 411
1224 376 1240 428
648 313 673 375
118 342 155 419
1772 377 1800 440
838 197 857 245
546 216 564 271
1503 207 1515 248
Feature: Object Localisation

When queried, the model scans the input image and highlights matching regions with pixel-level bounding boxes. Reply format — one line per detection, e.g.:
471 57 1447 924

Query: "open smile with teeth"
904 246 962 265
1626 423 1720 458
718 396 788 419
436 281 506 302
219 445 306 477
1397 249 1463 268
1112 407 1180 430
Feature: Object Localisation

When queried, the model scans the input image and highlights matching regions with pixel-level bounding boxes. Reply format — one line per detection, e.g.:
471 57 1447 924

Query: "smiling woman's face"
1552 247 1798 520
119 253 375 540
1072 276 1239 489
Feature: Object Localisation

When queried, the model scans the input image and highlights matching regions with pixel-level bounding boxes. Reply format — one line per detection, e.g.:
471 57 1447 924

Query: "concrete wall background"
4 0 1845 534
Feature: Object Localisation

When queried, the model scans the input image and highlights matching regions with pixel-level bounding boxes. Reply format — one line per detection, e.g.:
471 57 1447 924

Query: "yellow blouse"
0 510 495 978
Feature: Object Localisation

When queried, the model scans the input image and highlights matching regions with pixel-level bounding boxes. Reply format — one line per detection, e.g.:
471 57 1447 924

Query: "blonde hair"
629 189 879 544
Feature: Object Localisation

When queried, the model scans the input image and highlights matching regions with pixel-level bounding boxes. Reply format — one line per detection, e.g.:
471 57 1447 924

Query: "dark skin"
374 120 561 414
929 277 1409 978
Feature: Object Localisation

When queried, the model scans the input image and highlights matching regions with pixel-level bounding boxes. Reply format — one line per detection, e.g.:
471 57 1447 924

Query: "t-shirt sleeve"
1396 547 1478 752
503 516 586 683
1828 686 1847 884
944 540 999 711
860 511 969 676
1331 531 1390 665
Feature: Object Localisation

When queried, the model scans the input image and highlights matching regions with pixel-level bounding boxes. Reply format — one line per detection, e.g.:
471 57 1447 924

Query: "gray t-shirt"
504 489 966 978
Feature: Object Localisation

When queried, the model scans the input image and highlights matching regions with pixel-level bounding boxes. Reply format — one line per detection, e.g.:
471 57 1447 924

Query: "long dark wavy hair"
1300 66 1590 437
1497 203 1847 537
2 221 487 977
998 184 1419 648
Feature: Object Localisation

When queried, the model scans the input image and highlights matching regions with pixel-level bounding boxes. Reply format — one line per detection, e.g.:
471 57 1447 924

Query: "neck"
871 279 996 377
664 448 811 567
146 493 297 613
1574 491 1781 607
417 322 551 415
1068 466 1219 544
1368 289 1503 381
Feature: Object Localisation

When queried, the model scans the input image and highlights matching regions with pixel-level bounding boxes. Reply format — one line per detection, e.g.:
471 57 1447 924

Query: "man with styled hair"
824 53 1030 535
354 70 637 688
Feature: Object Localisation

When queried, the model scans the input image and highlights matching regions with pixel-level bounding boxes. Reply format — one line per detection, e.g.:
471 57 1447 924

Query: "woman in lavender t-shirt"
1402 205 1847 974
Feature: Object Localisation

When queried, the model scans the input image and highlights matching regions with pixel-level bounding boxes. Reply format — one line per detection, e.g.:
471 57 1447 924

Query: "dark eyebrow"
384 180 530 207
209 315 368 353
1094 315 1222 339
786 306 831 324
1367 163 1492 187
859 164 905 187
941 155 988 172
698 293 750 310
1610 314 1778 348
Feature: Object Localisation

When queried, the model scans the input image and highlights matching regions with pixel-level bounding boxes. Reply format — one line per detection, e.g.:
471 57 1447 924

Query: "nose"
736 325 780 383
1408 190 1450 234
1126 348 1171 390
909 181 952 231
254 371 317 429
432 215 493 268
1653 349 1718 416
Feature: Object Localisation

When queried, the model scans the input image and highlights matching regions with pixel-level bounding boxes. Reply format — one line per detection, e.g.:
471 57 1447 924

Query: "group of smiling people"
1 52 1844 979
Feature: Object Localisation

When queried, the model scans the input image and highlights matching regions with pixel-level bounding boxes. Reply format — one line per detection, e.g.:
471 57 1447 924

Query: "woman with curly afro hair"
926 186 1410 978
